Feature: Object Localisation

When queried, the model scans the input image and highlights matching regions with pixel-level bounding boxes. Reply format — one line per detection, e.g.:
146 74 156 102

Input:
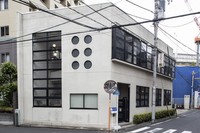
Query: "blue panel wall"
173 66 200 105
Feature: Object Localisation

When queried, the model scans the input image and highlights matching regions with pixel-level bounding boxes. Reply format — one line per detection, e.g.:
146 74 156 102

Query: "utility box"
194 91 200 108
184 95 190 109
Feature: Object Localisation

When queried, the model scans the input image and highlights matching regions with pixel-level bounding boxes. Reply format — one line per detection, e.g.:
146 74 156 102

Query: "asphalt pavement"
0 109 191 133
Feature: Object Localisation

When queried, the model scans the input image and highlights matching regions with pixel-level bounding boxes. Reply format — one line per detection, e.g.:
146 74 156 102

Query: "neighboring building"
176 53 196 66
17 3 175 129
173 66 200 108
0 0 81 64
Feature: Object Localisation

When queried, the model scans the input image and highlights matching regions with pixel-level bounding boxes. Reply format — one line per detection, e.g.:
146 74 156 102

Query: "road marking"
151 119 171 126
162 129 177 133
182 131 192 133
143 128 163 133
129 126 150 133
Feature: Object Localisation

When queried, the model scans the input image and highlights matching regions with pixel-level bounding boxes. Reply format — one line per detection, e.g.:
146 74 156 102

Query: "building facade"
0 0 80 65
175 53 196 66
17 3 175 129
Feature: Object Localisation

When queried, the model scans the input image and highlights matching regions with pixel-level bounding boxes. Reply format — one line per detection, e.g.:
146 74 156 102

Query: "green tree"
0 62 17 107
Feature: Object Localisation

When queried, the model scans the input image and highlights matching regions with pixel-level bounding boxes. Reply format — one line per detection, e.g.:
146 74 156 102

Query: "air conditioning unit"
158 53 165 67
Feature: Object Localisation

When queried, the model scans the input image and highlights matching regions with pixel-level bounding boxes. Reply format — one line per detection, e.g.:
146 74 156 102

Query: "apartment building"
17 2 175 129
0 0 81 64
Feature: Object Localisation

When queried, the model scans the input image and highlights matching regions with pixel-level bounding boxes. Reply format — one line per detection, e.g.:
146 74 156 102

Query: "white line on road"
162 129 177 133
129 127 150 133
151 119 172 126
143 128 163 133
182 131 192 133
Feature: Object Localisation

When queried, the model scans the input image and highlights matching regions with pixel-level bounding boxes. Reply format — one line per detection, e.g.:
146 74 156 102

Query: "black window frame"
0 26 9 37
156 88 162 106
164 89 171 106
136 86 149 107
0 0 8 11
32 31 62 108
112 27 175 78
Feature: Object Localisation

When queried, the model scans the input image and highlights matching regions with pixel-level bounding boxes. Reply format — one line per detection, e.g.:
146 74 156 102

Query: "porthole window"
84 48 92 56
72 61 79 70
84 60 92 69
72 49 79 57
84 35 92 44
72 36 79 45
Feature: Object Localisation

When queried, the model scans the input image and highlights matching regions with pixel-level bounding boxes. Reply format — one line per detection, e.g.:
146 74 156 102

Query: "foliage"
0 106 13 113
133 109 176 124
133 112 151 124
0 62 17 107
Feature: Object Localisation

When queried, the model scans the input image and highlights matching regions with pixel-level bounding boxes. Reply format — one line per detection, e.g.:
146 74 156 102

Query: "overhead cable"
1 6 200 44
1 2 113 44
158 26 196 53
125 0 154 13
13 0 97 30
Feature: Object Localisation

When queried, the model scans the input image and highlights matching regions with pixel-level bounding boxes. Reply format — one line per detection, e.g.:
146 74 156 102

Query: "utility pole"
191 71 195 109
152 0 165 123
152 0 159 123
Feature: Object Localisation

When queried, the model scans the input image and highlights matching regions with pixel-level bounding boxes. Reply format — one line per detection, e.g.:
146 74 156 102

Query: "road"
122 109 200 133
0 109 199 133
0 125 108 133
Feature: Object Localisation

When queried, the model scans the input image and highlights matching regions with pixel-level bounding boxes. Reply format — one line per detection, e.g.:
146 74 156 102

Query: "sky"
84 0 200 55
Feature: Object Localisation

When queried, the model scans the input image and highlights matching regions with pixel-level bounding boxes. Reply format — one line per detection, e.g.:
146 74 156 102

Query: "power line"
1 3 114 44
13 0 97 30
68 6 107 27
1 6 200 45
125 0 154 13
159 26 196 55
81 1 114 25
127 13 151 21
160 20 194 28
158 26 196 53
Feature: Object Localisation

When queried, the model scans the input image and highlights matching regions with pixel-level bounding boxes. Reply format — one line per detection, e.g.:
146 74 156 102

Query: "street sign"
104 80 117 94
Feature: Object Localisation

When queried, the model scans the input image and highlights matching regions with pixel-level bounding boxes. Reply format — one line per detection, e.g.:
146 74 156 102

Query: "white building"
176 53 196 66
17 3 175 129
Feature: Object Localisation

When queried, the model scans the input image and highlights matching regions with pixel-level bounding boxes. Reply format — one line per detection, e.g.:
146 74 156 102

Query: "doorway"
118 83 130 122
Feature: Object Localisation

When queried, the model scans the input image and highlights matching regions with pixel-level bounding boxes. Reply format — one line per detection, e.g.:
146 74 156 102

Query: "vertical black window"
136 86 149 107
164 89 171 105
0 26 9 36
32 31 62 107
1 52 10 63
156 88 162 106
0 0 8 10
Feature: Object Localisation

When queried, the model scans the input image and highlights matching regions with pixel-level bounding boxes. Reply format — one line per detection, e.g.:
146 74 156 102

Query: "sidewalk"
0 113 13 125
176 109 190 115
0 109 191 130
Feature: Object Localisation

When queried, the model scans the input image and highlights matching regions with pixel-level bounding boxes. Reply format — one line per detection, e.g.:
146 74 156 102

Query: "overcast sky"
84 0 200 55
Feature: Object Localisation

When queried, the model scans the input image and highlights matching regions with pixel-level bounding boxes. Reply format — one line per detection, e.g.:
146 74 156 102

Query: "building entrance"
118 83 130 122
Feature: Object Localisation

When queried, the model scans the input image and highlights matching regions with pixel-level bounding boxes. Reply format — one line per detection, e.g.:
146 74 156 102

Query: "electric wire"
158 26 196 53
125 0 154 13
13 0 97 30
127 13 151 21
1 5 200 45
160 20 194 28
1 3 114 44
81 1 115 26
68 6 107 27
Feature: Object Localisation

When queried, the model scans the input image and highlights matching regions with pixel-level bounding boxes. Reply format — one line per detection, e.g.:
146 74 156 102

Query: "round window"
72 61 79 70
72 49 79 57
84 48 92 56
71 36 79 45
84 35 92 44
84 60 92 69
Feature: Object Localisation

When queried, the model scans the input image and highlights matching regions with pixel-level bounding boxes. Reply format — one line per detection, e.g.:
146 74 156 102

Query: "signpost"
104 80 117 132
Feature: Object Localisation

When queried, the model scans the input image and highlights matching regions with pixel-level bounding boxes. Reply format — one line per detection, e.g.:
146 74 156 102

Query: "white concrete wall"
18 3 174 129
